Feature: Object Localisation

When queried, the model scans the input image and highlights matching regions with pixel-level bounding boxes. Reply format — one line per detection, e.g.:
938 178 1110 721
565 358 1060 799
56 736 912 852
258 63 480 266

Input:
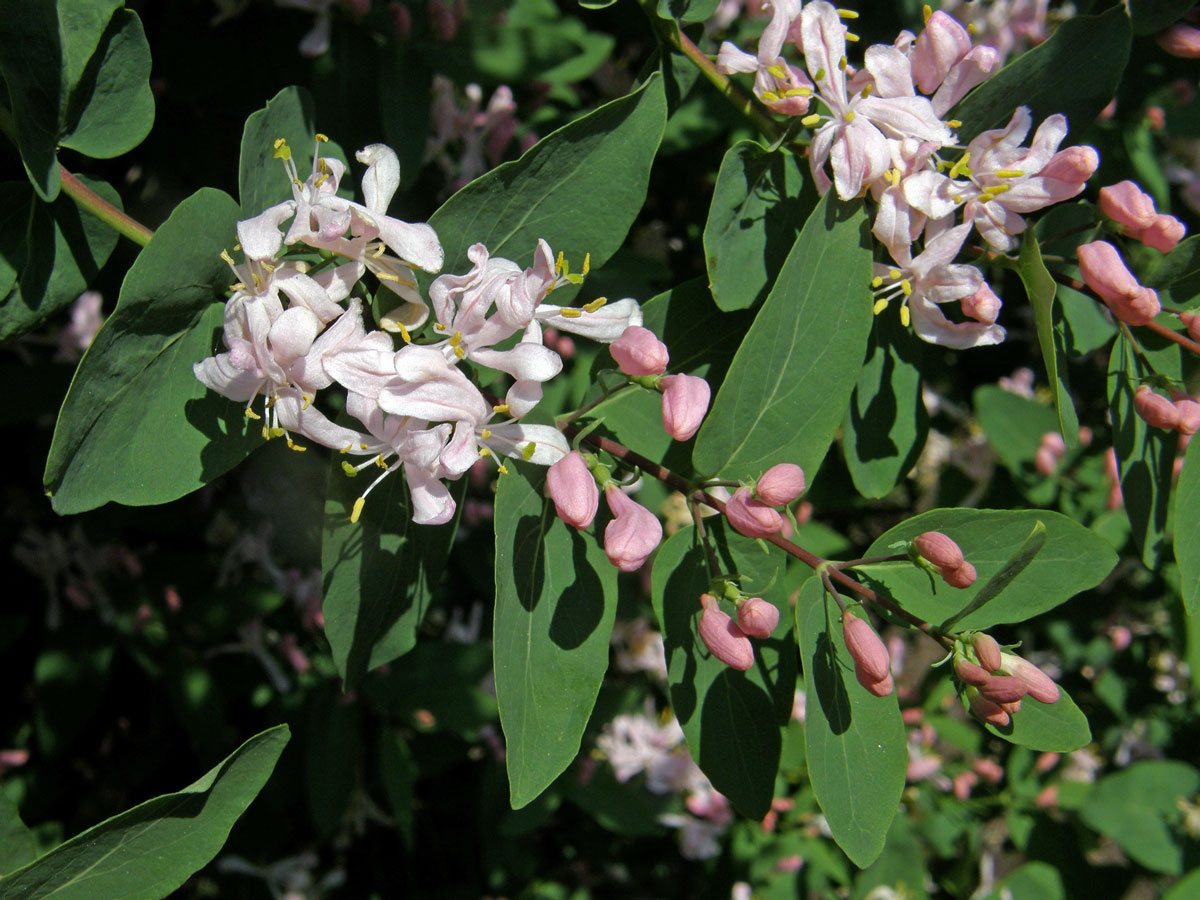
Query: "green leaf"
703 141 811 312
379 45 432 191
940 521 1046 631
693 193 873 479
973 384 1060 497
794 578 906 868
44 188 260 514
951 5 1131 143
493 466 618 809
842 311 928 498
58 9 154 160
1176 434 1200 615
982 862 1064 900
0 725 289 900
0 176 121 340
0 793 37 876
429 74 666 281
1018 230 1079 446
321 452 459 688
1164 868 1200 900
238 86 317 219
657 0 719 23
1108 333 1176 569
1128 0 1196 35
966 682 1091 752
1144 234 1200 309
1080 760 1200 875
855 508 1117 631
651 528 795 819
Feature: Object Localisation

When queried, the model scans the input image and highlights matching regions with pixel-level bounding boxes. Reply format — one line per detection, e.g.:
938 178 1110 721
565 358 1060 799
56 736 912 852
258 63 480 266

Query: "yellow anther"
376 270 401 282
250 272 261 288
861 83 872 98
453 346 465 359
814 67 826 81
342 461 358 476
953 195 965 205
497 464 509 475
273 137 287 150
340 445 350 454
923 4 932 23
844 111 856 123
967 22 976 34
314 173 329 189
767 63 788 80
561 308 583 318
946 119 962 128
220 249 235 265
566 273 584 285
555 250 565 275
302 394 312 410
783 87 812 98
995 169 1025 178
370 243 387 258
521 442 537 461
351 497 366 524
493 403 510 413
435 322 447 331
873 298 889 315
262 425 271 440
937 159 952 172
398 323 411 344
899 305 911 327
583 297 607 313
273 139 291 161
761 90 781 103
481 428 492 439
375 454 388 469
582 252 590 275
315 132 329 142
360 442 369 450
845 31 860 42
449 331 463 346
838 56 848 71
245 408 262 420
287 438 307 452
801 113 822 127
839 7 860 18
318 158 329 173
479 447 493 458
888 268 901 279
268 427 287 438
900 279 912 296
978 191 995 203
871 275 884 288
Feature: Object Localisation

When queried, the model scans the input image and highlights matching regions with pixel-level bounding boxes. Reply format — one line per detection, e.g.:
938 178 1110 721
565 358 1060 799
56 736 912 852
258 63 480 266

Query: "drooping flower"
716 0 814 116
604 484 663 572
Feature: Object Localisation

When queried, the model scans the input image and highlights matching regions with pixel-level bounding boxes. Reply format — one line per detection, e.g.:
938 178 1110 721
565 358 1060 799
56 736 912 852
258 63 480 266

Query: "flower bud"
962 282 1002 325
1157 23 1200 58
725 486 784 538
609 326 669 376
1180 312 1200 343
1099 180 1158 230
699 594 754 670
1077 241 1161 326
858 669 894 697
912 10 971 94
755 463 806 506
1141 214 1186 253
942 561 977 588
546 451 599 529
953 656 991 686
966 688 1010 727
999 652 1060 704
660 374 710 441
978 675 1028 705
1174 395 1200 436
913 531 965 569
973 633 1003 672
737 597 779 639
842 610 890 685
1134 385 1182 430
603 484 663 572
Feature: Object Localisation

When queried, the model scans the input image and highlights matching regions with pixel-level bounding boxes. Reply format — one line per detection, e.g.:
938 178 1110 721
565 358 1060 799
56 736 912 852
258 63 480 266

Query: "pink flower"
737 597 780 638
998 652 1060 704
660 374 710 441
942 561 977 588
546 451 599 528
603 484 663 572
610 326 669 376
1077 241 1162 326
698 594 754 670
755 463 806 506
1157 23 1200 58
1181 312 1200 343
1134 385 1182 430
1140 214 1186 253
961 282 1003 326
1174 393 1200 436
725 486 784 538
716 0 813 116
842 609 892 695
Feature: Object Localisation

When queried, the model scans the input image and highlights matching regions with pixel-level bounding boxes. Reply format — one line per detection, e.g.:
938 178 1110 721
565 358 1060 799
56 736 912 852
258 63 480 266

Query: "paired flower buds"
602 483 663 572
843 609 893 697
698 593 754 671
609 325 669 376
724 464 807 539
912 531 977 589
1098 180 1186 253
1133 385 1200 436
1077 241 1162 327
736 597 779 639
956 633 1060 727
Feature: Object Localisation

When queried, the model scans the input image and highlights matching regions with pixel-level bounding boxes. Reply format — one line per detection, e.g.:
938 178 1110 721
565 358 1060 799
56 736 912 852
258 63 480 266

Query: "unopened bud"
1077 241 1161 326
913 531 965 569
966 688 1011 727
609 325 669 376
1157 22 1200 58
999 652 1060 704
546 451 599 528
725 486 784 538
1172 393 1200 436
755 463 806 506
953 656 991 686
1134 385 1182 430
942 561 977 588
660 374 711 441
1180 312 1200 343
1141 214 1186 253
858 669 894 697
842 610 890 685
737 597 780 638
1099 180 1158 230
603 484 663 572
973 633 1003 672
978 675 1028 705
699 594 754 671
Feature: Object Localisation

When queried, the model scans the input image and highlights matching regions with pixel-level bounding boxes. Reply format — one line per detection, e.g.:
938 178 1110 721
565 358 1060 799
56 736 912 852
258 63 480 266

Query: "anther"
844 111 856 123
555 250 565 275
845 31 860 42
481 428 492 439
767 63 788 80
342 461 358 476
315 133 329 142
900 279 912 296
287 438 307 452
398 323 411 343
861 83 872 98
839 7 859 18
888 268 901 279
561 308 583 318
351 497 366 523
583 297 607 312
497 464 509 475
900 306 911 327
873 298 889 315
922 4 932 23
245 408 262 420
582 252 590 275
995 169 1025 178
871 275 884 288
814 67 826 81
493 403 510 413
761 90 781 102
220 249 236 265
946 119 962 128
521 442 537 461
801 113 822 127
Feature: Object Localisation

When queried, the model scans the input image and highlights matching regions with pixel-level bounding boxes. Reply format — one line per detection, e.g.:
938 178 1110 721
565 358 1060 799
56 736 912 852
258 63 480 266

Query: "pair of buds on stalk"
1133 384 1200 436
609 326 711 442
697 591 780 671
953 633 1060 727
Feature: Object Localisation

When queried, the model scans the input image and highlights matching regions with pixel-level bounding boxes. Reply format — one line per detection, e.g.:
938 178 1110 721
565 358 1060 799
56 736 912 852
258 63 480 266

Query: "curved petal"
909 296 1006 349
486 423 570 467
237 200 297 261
356 143 401 214
534 297 644 341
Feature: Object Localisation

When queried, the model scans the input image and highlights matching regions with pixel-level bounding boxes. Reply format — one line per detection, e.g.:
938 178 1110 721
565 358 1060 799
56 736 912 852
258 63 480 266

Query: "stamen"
555 250 565 275
838 56 848 71
922 4 932 23
900 279 912 296
946 119 962 128
845 32 860 42
479 447 492 457
453 345 465 359
783 87 812 98
398 323 411 344
767 63 788 80
560 308 583 318
492 404 510 414
302 394 312 410
244 407 262 420
370 243 388 258
871 275 884 288
844 111 856 123
497 464 509 475
480 428 492 439
860 83 872 99
873 298 889 315
273 138 291 161
582 252 590 276
978 191 996 203
351 497 366 523
801 113 823 127
814 67 827 81
315 133 329 142
521 442 537 461
583 297 607 313
888 268 901 279
314 173 329 188
839 7 860 18
220 249 236 266
286 438 307 452
899 305 911 327
374 454 388 469
995 169 1025 178
760 90 781 103
342 461 358 476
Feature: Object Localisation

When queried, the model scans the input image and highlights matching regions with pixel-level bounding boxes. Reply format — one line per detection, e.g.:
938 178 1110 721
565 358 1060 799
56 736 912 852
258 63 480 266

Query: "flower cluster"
195 137 644 526
953 633 1060 728
717 1 1099 348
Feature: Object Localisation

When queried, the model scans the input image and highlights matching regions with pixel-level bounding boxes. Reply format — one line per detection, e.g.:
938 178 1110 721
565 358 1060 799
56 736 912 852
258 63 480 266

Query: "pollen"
244 408 262 420
315 133 329 142
899 305 911 327
342 461 358 476
398 323 411 343
871 275 884 288
497 464 509 475
492 403 509 414
481 428 492 439
873 298 889 315
479 447 493 458
801 113 822 127
560 308 583 318
351 497 366 524
839 8 859 18
583 297 607 312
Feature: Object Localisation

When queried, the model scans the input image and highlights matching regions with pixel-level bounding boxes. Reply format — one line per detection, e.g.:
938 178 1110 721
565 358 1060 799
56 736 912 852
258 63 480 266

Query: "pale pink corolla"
736 597 780 639
1100 180 1187 251
716 0 813 116
1157 23 1200 58
546 450 599 529
725 486 783 538
698 594 754 670
903 10 999 117
1076 241 1161 326
660 374 710 441
603 484 663 572
610 326 669 376
800 1 954 199
755 463 806 506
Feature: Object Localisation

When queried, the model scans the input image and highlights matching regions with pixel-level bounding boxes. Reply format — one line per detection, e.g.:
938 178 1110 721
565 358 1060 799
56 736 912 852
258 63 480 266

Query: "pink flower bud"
546 451 599 529
755 463 806 506
973 634 1003 672
1034 445 1059 475
603 484 663 572
1037 145 1099 204
1134 385 1182 430
699 594 754 670
967 689 1010 727
942 561 977 588
999 652 1060 704
1099 180 1158 230
737 597 779 639
954 657 992 686
1157 23 1200 58
1174 395 1200 436
725 486 783 538
913 531 964 569
842 610 890 685
978 675 1028 705
962 282 1002 325
973 758 1005 783
609 326 669 376
660 374 710 441
859 669 894 697
1077 241 1162 326
1180 312 1200 343
1141 214 1186 253
912 10 971 95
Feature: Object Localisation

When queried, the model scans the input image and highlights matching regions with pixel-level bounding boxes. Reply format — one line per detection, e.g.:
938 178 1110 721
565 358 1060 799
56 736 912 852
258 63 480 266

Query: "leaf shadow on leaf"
660 545 704 725
513 512 548 613
547 529 606 650
183 393 261 484
62 9 125 136
698 668 779 809
849 332 899 463
813 630 852 736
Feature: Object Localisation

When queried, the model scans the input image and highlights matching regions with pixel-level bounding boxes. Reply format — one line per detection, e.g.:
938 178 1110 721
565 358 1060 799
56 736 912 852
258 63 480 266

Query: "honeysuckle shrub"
2 0 1200 898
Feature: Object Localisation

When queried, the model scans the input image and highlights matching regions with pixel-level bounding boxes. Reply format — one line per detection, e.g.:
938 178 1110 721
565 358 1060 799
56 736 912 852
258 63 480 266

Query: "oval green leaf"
963 682 1091 752
1175 434 1200 615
